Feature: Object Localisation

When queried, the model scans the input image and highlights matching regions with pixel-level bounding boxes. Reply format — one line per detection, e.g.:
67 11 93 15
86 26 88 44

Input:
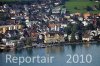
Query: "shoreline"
0 41 99 52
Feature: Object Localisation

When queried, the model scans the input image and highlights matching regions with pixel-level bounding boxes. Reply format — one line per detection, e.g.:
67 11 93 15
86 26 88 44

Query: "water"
0 44 100 66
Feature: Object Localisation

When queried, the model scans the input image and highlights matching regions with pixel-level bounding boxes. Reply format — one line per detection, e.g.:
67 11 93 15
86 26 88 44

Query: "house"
52 7 61 14
0 25 22 33
6 40 15 47
43 32 65 43
83 13 91 19
60 24 67 28
82 31 91 41
25 19 31 27
61 8 66 14
74 12 81 16
90 30 98 36
48 23 60 31
2 38 16 47
97 28 100 35
82 21 89 26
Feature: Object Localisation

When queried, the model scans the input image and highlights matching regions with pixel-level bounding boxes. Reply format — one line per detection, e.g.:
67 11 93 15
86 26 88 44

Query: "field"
64 0 100 13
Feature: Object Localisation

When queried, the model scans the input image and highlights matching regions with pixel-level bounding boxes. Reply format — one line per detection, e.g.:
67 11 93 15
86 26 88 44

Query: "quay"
0 40 99 52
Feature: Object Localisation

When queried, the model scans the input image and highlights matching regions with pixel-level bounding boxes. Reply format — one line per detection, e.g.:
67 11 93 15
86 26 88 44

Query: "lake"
0 43 100 66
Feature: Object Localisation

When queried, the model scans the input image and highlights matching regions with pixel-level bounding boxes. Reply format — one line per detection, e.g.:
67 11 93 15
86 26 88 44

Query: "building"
43 32 65 44
83 12 91 19
48 23 60 31
6 40 15 47
0 25 22 33
82 31 91 42
52 7 61 14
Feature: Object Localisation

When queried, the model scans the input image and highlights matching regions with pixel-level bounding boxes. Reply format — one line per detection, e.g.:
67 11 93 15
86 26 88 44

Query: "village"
0 0 100 51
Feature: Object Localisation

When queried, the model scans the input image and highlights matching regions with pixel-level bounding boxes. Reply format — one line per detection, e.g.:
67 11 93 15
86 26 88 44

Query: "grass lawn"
64 1 100 14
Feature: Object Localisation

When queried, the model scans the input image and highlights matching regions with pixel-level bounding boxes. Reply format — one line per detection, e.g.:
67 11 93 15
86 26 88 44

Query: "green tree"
71 24 78 41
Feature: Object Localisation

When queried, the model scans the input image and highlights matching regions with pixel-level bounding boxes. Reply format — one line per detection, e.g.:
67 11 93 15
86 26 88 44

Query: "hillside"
64 0 100 13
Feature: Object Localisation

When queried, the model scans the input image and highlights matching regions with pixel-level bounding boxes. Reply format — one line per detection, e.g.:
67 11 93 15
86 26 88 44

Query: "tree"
71 24 78 41
86 6 93 11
